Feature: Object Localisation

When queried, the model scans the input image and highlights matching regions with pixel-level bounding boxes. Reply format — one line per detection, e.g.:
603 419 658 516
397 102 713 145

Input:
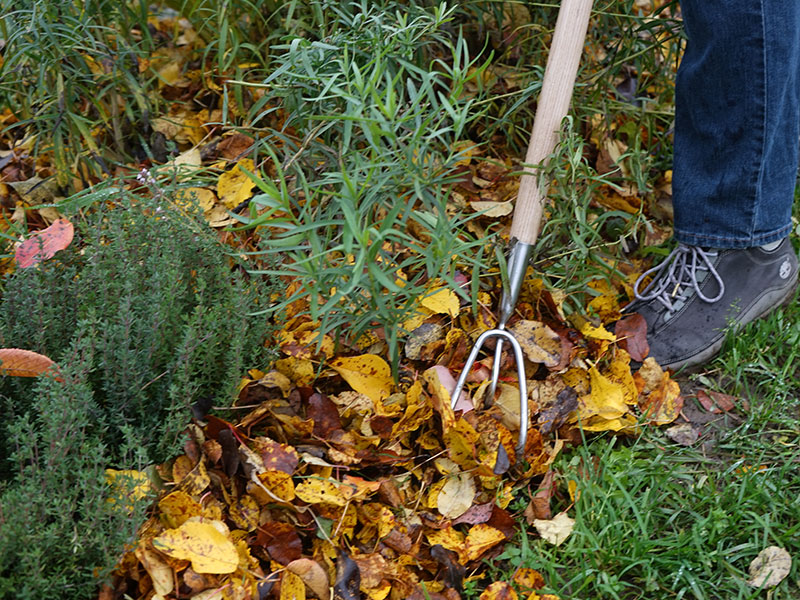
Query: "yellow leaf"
217 159 256 210
426 526 466 563
437 472 476 519
329 355 393 403
465 524 507 561
275 357 316 386
280 570 307 600
158 490 203 528
479 581 518 600
508 320 563 367
420 287 460 317
294 478 351 506
229 494 260 531
470 199 514 218
105 469 151 511
204 204 236 228
571 313 616 343
135 544 174 597
532 511 574 546
175 187 215 212
257 469 296 502
580 367 628 422
152 520 239 574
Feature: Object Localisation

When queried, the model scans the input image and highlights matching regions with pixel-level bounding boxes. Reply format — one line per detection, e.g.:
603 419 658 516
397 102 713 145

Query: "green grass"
487 292 800 600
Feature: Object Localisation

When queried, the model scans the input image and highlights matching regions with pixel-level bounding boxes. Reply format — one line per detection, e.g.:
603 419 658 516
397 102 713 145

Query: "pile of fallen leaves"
96 246 687 600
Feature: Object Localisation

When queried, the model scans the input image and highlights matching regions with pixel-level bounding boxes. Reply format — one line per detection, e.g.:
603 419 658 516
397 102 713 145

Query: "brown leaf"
479 581 518 600
308 392 343 438
696 389 737 413
256 522 302 565
0 348 57 378
537 387 578 435
486 505 516 540
430 545 465 592
615 314 649 362
451 502 494 526
286 558 330 599
255 437 299 474
217 133 254 160
15 218 74 268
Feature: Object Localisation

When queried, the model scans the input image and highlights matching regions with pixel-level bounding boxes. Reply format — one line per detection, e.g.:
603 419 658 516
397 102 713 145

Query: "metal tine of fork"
450 328 529 457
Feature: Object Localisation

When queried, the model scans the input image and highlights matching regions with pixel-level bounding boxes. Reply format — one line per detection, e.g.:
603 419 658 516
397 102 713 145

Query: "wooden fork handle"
510 0 593 245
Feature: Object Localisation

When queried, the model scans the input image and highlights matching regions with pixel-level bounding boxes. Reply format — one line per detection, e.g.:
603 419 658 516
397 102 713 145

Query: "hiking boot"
623 238 798 371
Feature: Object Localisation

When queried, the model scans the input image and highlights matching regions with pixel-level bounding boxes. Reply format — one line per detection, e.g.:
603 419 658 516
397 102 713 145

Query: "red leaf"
615 313 649 362
15 219 74 268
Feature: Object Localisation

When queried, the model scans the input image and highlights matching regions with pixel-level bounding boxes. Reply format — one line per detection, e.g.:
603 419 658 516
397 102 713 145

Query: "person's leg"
624 0 800 370
673 0 800 248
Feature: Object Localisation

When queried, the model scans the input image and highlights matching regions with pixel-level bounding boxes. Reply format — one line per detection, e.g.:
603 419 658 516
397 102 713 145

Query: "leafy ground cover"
1 1 798 599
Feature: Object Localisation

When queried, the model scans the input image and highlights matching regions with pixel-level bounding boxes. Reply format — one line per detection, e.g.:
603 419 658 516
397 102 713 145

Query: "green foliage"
0 189 270 597
0 0 156 187
0 191 268 462
0 332 151 600
235 1 495 371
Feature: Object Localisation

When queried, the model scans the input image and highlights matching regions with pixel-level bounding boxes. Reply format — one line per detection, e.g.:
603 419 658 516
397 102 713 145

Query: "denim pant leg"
673 0 800 248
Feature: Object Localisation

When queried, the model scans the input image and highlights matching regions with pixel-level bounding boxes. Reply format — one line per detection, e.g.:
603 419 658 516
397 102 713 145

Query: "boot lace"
634 244 725 313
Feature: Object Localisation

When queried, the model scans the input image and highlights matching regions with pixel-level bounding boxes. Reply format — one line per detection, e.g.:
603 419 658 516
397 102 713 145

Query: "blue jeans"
673 0 800 248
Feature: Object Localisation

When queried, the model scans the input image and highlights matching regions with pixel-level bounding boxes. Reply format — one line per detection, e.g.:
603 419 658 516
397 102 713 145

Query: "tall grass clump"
0 0 154 186
235 0 495 370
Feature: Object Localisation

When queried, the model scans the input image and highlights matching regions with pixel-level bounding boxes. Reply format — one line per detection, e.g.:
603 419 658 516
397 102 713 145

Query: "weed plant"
235 1 495 371
0 0 156 186
500 436 800 600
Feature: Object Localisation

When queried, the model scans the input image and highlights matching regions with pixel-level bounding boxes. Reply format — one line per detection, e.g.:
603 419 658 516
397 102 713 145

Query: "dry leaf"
286 558 330 599
135 544 174 597
614 313 649 362
281 570 308 600
437 472 475 519
479 581 518 600
0 348 57 377
152 520 239 574
15 218 74 268
329 355 393 403
532 511 574 546
509 320 563 367
217 159 256 209
420 287 460 318
747 546 792 588
465 524 507 561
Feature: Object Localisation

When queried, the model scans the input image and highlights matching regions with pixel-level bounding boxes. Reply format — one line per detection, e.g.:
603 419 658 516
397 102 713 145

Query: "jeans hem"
674 223 793 249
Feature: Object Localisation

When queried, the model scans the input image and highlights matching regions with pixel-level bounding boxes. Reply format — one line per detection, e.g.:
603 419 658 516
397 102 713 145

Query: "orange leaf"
15 218 74 268
0 348 57 377
479 582 518 600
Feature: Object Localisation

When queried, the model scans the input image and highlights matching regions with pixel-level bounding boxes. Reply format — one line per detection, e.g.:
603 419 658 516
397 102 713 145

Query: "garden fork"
451 0 593 457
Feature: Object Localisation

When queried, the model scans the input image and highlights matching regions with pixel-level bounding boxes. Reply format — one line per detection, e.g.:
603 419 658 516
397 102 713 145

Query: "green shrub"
0 332 151 600
0 190 270 597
